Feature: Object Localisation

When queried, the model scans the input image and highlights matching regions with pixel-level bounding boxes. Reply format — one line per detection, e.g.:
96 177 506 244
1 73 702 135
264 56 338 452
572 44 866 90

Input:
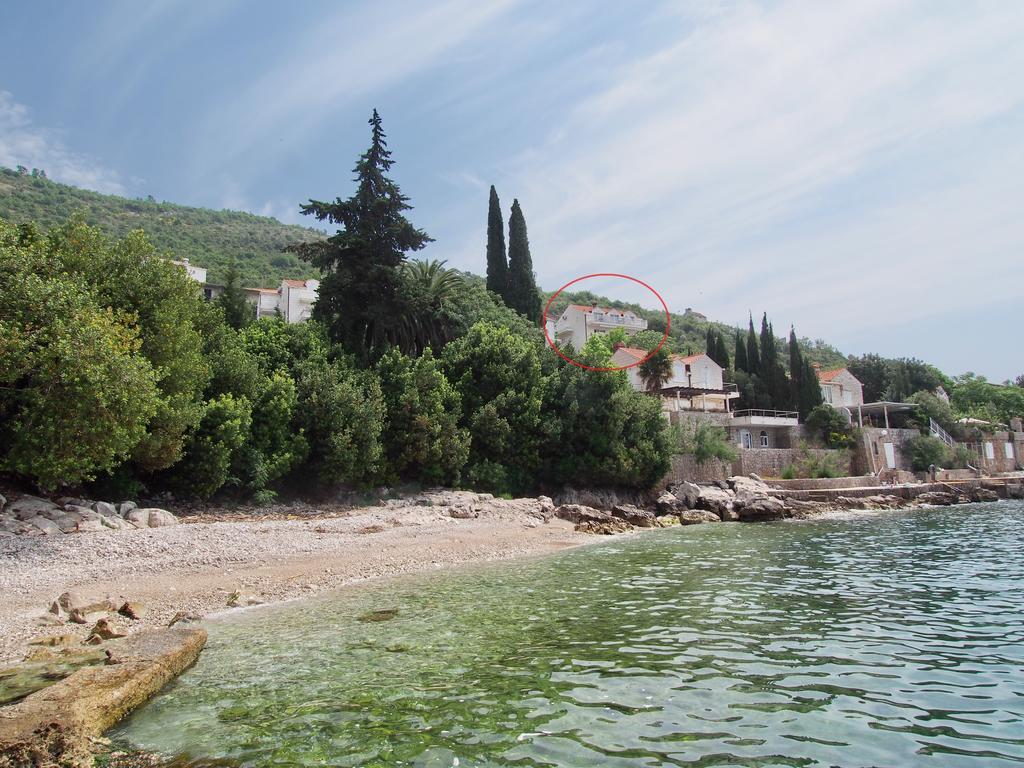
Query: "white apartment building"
610 347 740 413
552 304 647 350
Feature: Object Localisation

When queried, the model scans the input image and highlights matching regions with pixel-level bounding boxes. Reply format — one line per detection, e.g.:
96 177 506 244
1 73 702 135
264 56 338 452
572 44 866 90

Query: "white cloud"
480 0 1024 369
190 0 520 175
0 91 125 194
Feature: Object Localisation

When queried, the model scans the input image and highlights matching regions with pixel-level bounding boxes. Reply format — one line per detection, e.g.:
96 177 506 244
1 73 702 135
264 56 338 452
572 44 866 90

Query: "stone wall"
732 448 851 479
859 427 921 473
770 475 880 491
966 431 1023 474
666 455 731 485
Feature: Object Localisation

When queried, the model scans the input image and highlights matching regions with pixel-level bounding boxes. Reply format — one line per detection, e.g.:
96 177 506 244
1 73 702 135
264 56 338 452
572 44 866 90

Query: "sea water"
112 502 1024 767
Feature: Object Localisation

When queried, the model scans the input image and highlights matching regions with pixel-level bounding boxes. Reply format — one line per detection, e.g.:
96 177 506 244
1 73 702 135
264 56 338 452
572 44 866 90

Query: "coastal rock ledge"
0 627 207 768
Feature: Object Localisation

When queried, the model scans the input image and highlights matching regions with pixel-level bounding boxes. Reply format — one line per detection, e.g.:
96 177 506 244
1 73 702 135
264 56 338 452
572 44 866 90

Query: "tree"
442 322 545 493
506 199 541 322
806 404 854 448
376 349 469 485
746 315 761 375
904 435 952 471
639 348 673 392
846 354 890 404
714 331 730 370
399 258 464 353
291 110 432 360
734 328 748 372
217 257 252 330
38 217 211 474
798 357 824 420
168 394 252 499
0 220 159 489
485 185 508 299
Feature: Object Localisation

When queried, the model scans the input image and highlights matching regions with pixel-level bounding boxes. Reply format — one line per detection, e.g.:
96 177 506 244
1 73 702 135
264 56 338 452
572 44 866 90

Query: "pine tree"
506 199 542 322
291 110 432 359
217 257 252 330
746 315 761 375
735 328 748 372
705 327 714 361
485 185 508 299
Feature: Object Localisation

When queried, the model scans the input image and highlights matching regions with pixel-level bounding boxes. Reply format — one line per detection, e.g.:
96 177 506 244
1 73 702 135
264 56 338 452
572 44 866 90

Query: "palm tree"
398 259 464 354
639 348 673 392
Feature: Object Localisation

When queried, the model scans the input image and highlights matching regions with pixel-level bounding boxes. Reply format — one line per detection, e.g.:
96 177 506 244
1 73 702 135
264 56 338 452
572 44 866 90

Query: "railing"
723 383 739 394
731 409 799 420
930 418 956 448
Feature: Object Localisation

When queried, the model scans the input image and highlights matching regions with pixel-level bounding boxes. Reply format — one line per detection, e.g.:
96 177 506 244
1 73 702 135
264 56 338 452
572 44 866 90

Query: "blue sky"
1 0 1021 381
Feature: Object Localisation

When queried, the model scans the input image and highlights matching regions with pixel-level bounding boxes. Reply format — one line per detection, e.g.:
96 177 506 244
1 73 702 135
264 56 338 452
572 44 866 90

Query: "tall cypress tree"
799 357 824 418
735 328 748 372
485 185 508 299
506 199 542 322
292 110 432 359
716 331 730 370
746 315 761 375
789 326 802 406
705 327 714 360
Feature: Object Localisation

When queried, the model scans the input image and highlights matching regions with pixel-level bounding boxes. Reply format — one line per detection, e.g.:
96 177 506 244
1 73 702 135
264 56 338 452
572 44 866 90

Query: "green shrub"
904 434 952 471
780 464 797 480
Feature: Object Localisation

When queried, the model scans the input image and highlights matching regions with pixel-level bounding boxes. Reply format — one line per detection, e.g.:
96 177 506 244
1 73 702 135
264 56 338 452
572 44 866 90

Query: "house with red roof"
815 366 864 408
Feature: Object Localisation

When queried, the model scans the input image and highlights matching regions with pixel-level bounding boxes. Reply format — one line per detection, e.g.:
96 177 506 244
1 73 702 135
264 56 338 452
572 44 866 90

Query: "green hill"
0 166 323 287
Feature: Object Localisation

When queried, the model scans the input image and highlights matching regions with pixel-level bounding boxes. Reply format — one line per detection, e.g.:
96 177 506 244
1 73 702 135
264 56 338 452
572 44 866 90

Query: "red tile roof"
816 367 847 382
283 279 308 288
566 304 634 316
613 346 648 360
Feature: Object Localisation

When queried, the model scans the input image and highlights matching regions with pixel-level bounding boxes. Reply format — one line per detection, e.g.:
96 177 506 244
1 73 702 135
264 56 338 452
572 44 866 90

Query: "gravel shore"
0 491 587 663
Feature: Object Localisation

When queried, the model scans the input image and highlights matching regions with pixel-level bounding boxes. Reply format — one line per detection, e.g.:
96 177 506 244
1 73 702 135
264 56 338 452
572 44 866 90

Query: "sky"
1 0 1021 381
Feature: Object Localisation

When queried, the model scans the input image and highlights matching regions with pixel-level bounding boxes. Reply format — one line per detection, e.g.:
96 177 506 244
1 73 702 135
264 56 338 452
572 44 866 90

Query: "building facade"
816 367 864 408
552 304 647 350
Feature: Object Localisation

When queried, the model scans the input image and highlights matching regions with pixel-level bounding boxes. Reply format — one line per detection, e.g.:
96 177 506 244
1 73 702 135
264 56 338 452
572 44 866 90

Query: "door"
741 430 752 449
883 442 896 469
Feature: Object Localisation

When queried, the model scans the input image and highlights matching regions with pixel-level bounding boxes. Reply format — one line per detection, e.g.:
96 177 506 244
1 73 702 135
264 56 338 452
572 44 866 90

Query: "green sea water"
112 502 1024 767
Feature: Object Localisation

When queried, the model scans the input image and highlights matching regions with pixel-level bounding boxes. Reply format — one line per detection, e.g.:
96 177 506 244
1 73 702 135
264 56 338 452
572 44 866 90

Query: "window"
1004 442 1014 459
984 443 995 459
823 386 834 404
741 430 752 449
760 431 769 448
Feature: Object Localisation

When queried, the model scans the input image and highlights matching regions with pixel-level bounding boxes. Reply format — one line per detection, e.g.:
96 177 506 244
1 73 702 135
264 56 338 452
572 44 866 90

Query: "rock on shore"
0 495 178 537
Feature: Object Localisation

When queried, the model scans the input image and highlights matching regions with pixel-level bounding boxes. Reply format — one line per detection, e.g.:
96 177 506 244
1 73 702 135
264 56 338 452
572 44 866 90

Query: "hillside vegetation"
0 167 322 286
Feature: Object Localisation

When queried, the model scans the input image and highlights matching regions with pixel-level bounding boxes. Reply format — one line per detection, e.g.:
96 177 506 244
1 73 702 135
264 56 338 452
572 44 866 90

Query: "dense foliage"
0 166 321 287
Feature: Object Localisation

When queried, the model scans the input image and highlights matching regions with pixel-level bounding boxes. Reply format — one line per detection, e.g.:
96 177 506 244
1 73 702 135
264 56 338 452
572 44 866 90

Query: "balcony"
586 313 647 331
730 409 799 427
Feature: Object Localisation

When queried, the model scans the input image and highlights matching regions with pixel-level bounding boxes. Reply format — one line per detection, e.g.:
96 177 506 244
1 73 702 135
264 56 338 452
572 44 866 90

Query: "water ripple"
113 502 1024 767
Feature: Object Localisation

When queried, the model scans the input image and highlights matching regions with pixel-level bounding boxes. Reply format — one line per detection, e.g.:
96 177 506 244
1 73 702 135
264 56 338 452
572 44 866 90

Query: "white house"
816 366 864 408
553 304 647 350
610 347 739 414
170 258 207 284
243 279 320 324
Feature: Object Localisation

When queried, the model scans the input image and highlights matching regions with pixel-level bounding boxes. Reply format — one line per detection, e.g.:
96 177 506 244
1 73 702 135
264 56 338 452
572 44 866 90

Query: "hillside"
0 167 323 287
1 167 847 368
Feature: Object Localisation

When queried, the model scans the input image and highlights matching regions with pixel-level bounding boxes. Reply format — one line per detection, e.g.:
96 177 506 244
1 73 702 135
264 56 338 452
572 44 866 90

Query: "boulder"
655 491 681 513
100 515 132 531
117 501 138 517
734 492 788 521
93 501 118 517
678 509 722 525
28 634 78 648
916 491 958 506
63 504 101 519
8 495 60 521
86 619 127 641
536 495 555 519
56 591 116 616
68 610 88 625
728 475 772 494
167 611 202 627
139 508 179 527
50 511 84 534
125 508 150 528
656 514 680 527
75 519 105 533
449 504 479 519
610 504 658 528
696 485 735 515
667 481 701 509
554 504 610 524
26 516 61 535
0 515 31 535
118 602 147 620
969 488 999 503
575 517 632 535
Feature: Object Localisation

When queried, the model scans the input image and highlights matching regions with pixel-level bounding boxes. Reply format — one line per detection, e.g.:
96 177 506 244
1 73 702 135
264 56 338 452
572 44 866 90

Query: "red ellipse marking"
542 273 671 372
